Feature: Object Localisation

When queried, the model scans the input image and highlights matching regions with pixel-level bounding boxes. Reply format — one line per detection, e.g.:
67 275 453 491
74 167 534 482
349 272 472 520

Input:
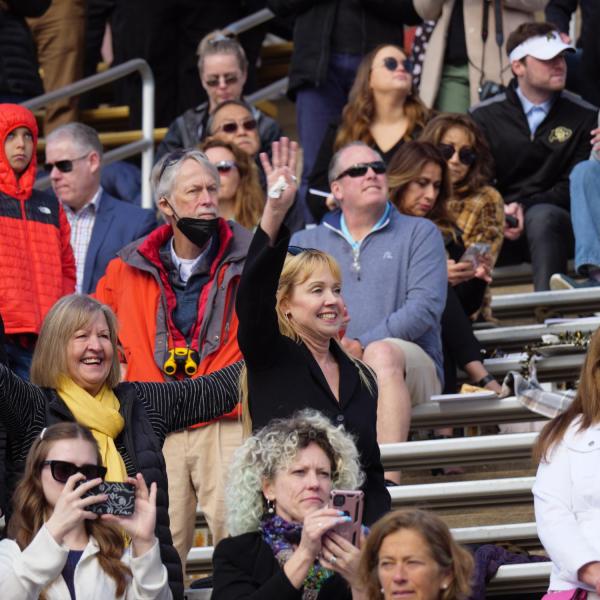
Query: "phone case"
83 481 136 515
330 490 364 546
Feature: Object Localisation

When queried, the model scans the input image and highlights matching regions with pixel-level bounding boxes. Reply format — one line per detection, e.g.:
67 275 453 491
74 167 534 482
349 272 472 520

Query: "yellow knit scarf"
57 378 127 482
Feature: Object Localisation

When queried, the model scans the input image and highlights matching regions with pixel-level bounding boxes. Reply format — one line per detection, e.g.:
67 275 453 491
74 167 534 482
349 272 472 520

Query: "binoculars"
163 347 200 377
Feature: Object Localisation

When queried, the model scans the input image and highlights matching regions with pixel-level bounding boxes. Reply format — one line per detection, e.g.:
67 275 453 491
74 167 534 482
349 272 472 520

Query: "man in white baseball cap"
470 22 597 291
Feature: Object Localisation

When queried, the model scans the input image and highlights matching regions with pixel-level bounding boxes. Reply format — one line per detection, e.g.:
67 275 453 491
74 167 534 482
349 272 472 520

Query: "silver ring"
330 555 337 565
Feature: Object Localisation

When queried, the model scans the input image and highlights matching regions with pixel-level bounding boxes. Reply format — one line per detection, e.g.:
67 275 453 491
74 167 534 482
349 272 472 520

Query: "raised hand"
260 137 299 215
45 474 106 545
101 473 158 557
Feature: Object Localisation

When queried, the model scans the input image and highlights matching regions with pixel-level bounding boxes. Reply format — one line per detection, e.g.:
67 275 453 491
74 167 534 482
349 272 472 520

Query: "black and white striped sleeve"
131 360 243 437
0 364 46 434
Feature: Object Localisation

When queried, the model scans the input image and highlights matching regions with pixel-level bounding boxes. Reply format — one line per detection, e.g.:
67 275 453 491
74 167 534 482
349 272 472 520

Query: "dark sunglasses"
44 153 90 173
376 56 414 74
42 460 106 483
218 119 257 134
334 161 386 181
287 245 319 256
158 148 187 181
205 74 240 88
438 143 477 166
214 159 237 173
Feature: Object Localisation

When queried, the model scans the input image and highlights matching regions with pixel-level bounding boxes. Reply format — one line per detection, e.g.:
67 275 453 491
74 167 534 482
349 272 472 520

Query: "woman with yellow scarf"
0 294 242 600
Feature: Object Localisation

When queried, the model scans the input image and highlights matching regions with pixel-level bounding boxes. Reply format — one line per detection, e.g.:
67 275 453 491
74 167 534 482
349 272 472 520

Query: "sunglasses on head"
44 153 90 174
218 119 257 134
334 160 386 181
158 148 188 181
214 159 237 173
205 74 240 88
374 56 414 74
437 143 477 166
287 245 320 256
42 460 106 483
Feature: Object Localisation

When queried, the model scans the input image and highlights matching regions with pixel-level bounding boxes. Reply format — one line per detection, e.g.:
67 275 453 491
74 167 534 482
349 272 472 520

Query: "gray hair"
225 409 365 535
46 122 104 160
151 149 220 201
328 141 383 185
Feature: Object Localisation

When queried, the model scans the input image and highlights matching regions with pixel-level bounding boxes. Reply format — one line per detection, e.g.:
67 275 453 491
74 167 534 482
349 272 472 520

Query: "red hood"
0 104 38 201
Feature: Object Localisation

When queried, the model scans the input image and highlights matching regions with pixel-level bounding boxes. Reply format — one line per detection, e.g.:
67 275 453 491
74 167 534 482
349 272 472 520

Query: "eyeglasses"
217 119 257 134
44 153 90 173
372 56 414 74
437 143 477 166
214 159 237 173
42 460 106 483
333 161 386 181
204 74 240 88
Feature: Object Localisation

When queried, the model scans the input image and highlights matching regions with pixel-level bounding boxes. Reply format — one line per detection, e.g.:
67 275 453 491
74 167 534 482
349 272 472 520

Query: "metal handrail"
224 8 274 36
26 59 155 208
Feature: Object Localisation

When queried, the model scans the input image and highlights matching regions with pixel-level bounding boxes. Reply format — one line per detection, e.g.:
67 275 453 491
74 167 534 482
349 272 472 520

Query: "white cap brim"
509 32 575 63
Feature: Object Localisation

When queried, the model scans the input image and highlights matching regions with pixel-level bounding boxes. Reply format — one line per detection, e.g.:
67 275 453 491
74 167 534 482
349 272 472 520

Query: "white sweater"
0 525 172 599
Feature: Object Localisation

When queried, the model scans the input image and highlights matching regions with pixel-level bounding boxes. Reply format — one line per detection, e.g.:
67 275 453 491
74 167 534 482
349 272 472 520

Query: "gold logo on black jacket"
549 127 572 143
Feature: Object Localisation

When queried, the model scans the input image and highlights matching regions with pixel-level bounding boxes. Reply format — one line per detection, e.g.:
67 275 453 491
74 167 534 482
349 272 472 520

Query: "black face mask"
176 217 219 248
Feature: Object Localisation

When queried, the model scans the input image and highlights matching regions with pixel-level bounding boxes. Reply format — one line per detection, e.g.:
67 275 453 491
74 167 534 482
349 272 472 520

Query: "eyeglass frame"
44 152 92 174
332 160 387 182
371 56 415 75
204 73 241 88
437 143 477 166
216 118 258 135
42 459 107 483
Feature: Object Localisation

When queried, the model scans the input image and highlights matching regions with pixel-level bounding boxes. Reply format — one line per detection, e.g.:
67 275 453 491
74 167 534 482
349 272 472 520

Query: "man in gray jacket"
291 142 447 483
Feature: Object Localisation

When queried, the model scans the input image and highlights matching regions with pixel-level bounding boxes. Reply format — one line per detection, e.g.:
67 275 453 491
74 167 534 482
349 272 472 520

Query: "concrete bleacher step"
491 261 575 288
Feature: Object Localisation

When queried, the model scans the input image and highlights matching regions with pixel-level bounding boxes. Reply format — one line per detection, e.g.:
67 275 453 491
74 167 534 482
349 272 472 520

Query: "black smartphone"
82 481 136 515
330 489 364 546
505 214 518 228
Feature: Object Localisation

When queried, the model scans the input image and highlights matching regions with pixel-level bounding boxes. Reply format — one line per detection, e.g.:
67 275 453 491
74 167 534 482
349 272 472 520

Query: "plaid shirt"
63 187 102 293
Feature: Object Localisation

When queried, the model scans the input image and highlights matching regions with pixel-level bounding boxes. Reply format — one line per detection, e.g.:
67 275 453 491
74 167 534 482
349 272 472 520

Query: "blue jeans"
570 158 600 275
296 52 362 222
4 340 33 381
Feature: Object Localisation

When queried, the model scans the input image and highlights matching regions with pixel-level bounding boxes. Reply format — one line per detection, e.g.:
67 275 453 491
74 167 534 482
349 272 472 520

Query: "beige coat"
416 0 548 108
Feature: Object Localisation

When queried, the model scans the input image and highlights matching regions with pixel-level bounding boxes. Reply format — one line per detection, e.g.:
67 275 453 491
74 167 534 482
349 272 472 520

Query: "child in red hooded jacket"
0 103 75 378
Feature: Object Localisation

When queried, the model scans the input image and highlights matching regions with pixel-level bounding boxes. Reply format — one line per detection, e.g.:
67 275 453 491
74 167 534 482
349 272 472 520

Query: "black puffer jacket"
266 0 422 98
0 0 50 98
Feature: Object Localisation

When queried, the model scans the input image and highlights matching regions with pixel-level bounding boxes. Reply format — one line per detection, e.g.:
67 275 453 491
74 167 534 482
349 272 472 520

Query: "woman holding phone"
212 410 367 599
420 113 504 322
389 141 501 394
236 138 389 523
0 422 171 599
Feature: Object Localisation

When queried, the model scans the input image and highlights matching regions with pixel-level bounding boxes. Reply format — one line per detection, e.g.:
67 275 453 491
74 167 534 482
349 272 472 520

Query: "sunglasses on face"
334 160 386 181
374 56 414 74
214 159 237 173
218 119 257 134
438 143 477 166
44 153 90 173
204 74 240 88
42 460 107 483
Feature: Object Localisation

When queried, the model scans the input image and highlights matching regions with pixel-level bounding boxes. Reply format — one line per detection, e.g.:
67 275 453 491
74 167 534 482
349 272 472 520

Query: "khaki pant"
27 0 85 133
162 420 243 568
384 338 442 406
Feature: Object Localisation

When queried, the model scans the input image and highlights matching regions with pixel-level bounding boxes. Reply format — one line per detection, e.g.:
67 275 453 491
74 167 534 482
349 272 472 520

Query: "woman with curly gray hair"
212 410 368 599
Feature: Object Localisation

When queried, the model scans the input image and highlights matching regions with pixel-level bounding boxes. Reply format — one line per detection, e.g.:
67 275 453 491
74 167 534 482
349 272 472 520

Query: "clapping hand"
101 473 158 557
